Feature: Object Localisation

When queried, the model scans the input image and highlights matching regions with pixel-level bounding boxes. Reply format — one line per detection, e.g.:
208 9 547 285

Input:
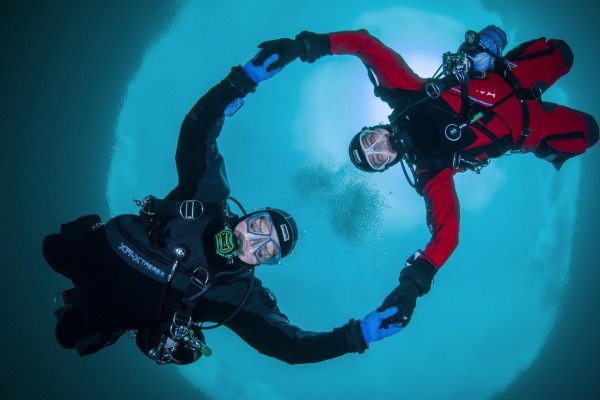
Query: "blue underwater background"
2 1 600 399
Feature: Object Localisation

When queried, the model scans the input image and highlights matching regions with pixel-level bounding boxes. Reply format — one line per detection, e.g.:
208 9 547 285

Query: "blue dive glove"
224 53 282 117
243 53 282 84
360 307 403 345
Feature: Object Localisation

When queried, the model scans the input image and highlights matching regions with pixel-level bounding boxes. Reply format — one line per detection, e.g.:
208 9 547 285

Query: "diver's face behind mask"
358 128 398 171
234 212 281 266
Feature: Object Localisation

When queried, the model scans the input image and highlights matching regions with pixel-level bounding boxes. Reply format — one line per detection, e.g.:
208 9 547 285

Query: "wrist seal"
342 319 367 353
226 65 258 97
399 253 437 296
295 31 331 63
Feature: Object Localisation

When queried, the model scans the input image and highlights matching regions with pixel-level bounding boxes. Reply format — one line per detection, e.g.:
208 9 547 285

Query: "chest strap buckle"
180 200 204 220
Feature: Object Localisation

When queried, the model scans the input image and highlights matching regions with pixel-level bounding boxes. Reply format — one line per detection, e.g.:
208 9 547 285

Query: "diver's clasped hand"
253 31 331 71
378 253 437 328
360 307 403 345
224 51 282 117
254 38 305 72
378 282 420 328
243 53 283 83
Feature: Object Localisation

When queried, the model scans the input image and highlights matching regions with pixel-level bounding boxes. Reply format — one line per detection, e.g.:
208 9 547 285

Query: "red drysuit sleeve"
420 168 460 269
328 30 425 90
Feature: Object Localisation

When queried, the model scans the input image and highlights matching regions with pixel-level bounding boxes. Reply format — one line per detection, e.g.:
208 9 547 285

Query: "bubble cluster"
290 160 387 242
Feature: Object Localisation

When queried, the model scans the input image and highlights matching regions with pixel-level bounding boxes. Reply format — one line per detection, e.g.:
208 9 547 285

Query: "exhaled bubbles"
290 160 387 243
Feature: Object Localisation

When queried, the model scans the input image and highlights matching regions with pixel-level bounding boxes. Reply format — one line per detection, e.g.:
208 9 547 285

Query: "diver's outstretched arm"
376 168 458 328
166 52 282 201
206 278 402 364
254 30 425 92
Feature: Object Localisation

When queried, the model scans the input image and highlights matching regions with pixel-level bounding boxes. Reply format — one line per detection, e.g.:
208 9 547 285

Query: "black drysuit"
43 67 366 364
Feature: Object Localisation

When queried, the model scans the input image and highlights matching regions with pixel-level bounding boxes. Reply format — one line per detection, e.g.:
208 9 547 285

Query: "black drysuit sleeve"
196 276 367 365
165 67 256 203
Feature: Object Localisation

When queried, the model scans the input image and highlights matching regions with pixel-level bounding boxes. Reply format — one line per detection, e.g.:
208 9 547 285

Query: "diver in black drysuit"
42 51 401 365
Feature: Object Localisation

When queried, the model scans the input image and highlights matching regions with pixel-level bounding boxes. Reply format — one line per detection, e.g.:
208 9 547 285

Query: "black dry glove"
378 251 437 328
254 38 304 71
253 31 331 71
378 280 420 328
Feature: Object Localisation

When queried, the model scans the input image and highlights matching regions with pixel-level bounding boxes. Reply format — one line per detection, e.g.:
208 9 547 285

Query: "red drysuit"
329 30 598 269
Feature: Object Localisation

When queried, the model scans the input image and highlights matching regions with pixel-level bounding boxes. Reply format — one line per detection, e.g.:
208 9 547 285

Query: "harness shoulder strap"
496 62 544 148
135 195 224 220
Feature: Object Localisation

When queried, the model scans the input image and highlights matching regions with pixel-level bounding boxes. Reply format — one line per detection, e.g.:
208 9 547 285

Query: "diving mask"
237 212 281 265
359 129 395 171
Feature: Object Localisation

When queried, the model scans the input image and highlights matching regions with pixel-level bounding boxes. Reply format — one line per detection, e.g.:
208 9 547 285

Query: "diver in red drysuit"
253 27 598 328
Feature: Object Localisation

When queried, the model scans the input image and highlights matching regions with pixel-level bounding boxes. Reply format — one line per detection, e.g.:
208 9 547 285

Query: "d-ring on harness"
134 195 256 364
